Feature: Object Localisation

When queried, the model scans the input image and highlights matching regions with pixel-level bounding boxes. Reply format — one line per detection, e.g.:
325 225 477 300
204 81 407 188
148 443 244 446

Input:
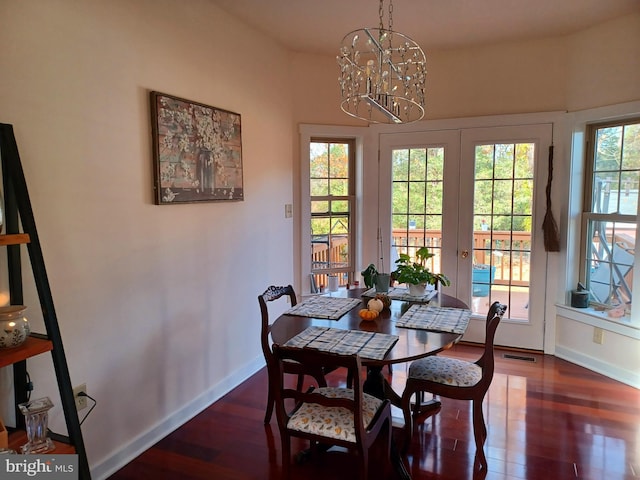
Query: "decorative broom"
543 145 561 252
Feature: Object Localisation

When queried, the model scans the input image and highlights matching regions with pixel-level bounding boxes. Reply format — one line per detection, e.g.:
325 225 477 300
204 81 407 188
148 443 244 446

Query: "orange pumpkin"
358 308 379 321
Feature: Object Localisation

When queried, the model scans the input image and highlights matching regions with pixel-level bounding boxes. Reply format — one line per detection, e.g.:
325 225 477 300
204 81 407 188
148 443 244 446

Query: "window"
391 146 444 272
582 119 639 314
309 138 355 290
470 142 534 319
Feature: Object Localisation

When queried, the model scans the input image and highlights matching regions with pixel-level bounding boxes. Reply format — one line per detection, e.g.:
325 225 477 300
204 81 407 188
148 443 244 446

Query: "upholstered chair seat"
287 386 383 443
407 356 482 387
273 345 392 480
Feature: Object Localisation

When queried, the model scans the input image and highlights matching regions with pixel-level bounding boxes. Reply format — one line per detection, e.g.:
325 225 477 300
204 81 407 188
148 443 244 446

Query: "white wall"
0 0 295 477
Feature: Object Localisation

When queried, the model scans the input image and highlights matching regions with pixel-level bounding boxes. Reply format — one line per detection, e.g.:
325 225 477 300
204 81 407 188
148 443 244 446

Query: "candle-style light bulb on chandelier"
337 0 426 124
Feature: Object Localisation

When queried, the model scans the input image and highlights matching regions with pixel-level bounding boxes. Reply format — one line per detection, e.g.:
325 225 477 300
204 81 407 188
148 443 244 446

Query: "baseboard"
555 345 640 389
91 356 265 480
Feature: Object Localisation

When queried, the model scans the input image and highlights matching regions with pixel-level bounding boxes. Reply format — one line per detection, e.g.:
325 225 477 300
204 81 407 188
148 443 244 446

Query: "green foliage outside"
391 143 536 234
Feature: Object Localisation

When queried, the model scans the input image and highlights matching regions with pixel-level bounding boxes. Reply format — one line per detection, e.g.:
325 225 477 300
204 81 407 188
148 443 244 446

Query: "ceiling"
209 0 640 54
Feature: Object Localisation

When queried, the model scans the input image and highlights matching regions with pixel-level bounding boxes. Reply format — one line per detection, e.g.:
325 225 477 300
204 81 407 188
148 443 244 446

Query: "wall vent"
502 353 536 363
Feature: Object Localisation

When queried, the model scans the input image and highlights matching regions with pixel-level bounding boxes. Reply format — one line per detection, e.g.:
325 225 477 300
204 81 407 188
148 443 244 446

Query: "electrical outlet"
73 384 88 411
593 327 604 345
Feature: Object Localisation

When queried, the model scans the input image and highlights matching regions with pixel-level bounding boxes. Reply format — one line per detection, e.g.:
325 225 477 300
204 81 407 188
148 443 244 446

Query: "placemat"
284 296 362 320
283 326 399 361
362 286 438 303
396 305 471 334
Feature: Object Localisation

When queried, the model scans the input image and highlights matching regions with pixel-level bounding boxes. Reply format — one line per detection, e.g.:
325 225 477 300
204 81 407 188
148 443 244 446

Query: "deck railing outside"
311 229 532 290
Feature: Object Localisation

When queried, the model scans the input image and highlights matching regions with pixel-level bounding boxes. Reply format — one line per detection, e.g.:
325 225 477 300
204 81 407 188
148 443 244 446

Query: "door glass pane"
472 143 534 320
392 147 445 274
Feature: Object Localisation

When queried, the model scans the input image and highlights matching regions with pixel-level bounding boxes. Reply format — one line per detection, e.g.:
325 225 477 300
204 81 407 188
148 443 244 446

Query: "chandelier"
337 0 426 124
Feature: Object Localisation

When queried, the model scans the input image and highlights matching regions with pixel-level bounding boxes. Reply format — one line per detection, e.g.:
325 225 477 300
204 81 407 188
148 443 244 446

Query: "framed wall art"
150 91 243 204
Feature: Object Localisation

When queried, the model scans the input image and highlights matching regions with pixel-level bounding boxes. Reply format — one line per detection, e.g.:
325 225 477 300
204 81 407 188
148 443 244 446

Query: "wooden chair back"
474 301 508 389
400 300 507 470
258 285 297 363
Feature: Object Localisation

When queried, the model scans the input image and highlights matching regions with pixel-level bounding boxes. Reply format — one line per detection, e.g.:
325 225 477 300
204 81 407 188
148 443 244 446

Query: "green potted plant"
392 246 450 296
361 263 378 289
360 263 391 293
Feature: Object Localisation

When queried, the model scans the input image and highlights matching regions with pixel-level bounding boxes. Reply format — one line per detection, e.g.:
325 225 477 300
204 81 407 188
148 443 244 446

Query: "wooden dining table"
270 287 470 480
271 287 468 402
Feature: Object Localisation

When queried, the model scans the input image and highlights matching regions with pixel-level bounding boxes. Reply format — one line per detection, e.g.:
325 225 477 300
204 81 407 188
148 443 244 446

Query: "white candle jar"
0 305 30 348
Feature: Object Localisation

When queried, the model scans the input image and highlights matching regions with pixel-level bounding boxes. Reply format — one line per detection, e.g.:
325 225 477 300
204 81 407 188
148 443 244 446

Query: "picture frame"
150 91 243 204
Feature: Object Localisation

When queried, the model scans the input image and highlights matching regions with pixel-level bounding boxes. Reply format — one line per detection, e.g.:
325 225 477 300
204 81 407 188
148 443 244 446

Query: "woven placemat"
283 326 398 361
284 296 362 320
396 305 471 334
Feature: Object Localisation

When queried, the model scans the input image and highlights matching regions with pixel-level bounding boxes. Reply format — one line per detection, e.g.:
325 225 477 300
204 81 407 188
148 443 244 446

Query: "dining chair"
400 301 507 470
272 344 392 480
259 285 332 424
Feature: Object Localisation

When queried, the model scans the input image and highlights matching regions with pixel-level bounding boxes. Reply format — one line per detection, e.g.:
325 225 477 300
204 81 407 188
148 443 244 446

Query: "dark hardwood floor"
109 344 640 480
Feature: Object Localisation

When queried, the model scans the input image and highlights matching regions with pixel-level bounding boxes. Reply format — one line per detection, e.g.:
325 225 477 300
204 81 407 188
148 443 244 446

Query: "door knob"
461 250 469 258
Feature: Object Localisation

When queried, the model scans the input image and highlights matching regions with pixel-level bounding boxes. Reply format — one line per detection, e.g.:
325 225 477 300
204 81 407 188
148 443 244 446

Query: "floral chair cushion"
408 356 482 387
287 386 383 443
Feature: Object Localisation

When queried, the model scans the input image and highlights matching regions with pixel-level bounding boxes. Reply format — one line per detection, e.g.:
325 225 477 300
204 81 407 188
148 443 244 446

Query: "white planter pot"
408 283 433 296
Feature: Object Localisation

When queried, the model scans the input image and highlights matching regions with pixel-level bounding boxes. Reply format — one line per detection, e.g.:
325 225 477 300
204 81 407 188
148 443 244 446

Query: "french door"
379 123 552 350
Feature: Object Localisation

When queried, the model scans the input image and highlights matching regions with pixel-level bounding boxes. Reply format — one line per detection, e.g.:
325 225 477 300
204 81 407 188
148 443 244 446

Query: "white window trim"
299 124 371 295
564 101 640 334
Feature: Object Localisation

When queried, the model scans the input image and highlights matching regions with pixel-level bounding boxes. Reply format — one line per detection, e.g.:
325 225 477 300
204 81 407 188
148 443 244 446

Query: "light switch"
285 204 293 218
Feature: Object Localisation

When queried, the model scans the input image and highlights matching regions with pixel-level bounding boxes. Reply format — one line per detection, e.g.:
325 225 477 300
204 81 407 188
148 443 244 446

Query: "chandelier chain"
378 0 394 31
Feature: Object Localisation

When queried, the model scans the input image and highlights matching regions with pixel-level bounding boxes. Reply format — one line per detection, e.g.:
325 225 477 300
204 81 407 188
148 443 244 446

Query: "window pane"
595 126 622 171
475 145 493 179
515 144 535 178
310 139 355 283
408 182 426 212
393 182 408 213
392 214 409 230
584 121 638 313
586 219 635 306
310 143 328 178
494 144 515 179
426 181 443 214
311 217 330 236
331 200 349 213
426 148 444 179
409 149 427 181
474 180 493 215
392 150 409 181
493 180 514 215
392 147 445 277
329 144 348 178
329 178 348 196
310 178 328 196
472 142 533 320
622 123 640 169
311 200 329 214
620 171 639 214
513 180 533 215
